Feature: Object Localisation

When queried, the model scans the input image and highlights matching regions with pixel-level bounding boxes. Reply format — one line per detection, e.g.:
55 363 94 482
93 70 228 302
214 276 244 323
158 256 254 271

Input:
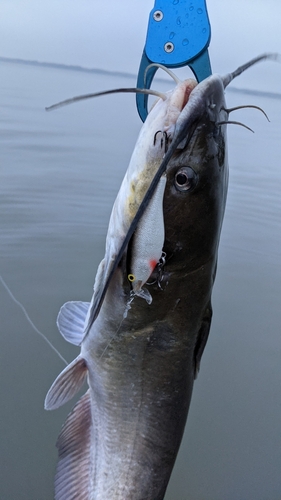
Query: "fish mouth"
174 79 198 111
160 78 198 137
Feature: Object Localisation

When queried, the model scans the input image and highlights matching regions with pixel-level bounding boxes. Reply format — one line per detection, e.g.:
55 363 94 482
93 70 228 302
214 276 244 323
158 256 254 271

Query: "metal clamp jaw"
136 0 212 122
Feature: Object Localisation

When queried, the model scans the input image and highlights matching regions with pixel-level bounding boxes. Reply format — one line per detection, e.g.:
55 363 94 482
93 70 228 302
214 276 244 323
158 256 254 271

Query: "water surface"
0 60 280 500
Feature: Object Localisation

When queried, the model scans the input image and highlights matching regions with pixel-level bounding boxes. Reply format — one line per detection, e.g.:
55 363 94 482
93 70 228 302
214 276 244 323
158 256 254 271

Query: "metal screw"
153 10 163 21
164 42 174 53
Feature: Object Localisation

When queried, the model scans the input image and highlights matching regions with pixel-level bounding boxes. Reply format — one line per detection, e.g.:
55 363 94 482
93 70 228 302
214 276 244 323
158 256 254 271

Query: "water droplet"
176 16 181 25
202 27 206 33
173 0 179 4
169 32 175 40
182 39 189 46
189 5 194 11
197 8 203 14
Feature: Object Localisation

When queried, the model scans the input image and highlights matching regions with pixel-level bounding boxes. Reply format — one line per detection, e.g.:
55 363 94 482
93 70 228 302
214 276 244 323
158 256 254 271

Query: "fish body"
45 55 276 499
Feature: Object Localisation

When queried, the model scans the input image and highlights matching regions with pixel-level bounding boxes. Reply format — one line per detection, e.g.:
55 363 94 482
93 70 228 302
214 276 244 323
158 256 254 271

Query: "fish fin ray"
45 356 87 410
57 301 91 345
193 301 213 379
55 390 92 500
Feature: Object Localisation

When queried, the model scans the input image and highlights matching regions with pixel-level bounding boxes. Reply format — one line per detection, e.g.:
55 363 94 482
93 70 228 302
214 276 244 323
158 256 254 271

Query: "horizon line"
1 56 281 100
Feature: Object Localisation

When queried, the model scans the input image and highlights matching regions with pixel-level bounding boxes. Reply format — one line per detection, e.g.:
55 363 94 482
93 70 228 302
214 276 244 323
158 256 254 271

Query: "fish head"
109 78 202 302
161 74 229 274
85 74 230 330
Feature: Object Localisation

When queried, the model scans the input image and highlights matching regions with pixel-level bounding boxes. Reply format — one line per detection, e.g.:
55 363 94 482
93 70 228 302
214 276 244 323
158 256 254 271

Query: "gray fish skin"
46 75 229 499
85 78 228 500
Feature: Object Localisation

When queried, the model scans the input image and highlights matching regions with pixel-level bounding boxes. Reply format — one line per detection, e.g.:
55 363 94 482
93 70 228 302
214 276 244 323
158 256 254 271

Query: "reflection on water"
0 61 280 500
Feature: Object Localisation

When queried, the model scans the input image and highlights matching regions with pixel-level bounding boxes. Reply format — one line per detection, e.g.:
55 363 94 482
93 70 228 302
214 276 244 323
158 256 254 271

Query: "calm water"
0 60 280 500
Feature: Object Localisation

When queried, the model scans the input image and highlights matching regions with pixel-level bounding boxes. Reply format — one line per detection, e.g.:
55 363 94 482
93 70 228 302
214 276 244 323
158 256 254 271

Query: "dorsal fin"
55 390 93 499
45 355 88 410
57 301 90 346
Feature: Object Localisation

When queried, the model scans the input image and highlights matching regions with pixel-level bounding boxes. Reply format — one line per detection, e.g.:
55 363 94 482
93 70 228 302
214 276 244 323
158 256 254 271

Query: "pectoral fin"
45 356 87 410
57 301 90 346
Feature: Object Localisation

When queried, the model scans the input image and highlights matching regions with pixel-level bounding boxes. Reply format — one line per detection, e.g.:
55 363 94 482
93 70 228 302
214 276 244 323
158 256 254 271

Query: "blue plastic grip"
145 0 211 67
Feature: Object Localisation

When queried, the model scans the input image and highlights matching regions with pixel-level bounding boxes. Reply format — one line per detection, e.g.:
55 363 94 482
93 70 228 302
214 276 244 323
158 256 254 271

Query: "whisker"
145 63 182 85
46 88 166 111
222 53 281 88
217 121 254 133
223 105 269 121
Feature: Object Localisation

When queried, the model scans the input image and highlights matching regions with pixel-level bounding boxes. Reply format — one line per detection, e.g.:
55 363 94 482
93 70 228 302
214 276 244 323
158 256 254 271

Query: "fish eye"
174 167 198 192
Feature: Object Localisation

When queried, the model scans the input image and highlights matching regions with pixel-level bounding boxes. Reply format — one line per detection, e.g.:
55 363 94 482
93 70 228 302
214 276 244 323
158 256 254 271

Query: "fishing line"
99 293 135 360
0 274 68 366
